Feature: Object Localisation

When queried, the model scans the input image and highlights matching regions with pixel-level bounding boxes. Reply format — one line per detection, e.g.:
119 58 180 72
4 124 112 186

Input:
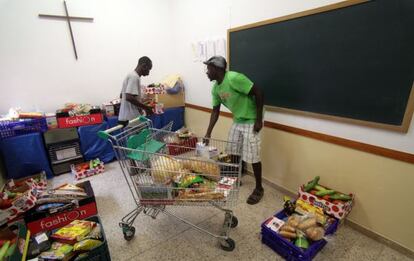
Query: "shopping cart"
98 116 242 251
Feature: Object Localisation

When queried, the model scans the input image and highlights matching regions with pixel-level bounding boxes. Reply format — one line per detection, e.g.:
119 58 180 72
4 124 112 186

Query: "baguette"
279 231 296 239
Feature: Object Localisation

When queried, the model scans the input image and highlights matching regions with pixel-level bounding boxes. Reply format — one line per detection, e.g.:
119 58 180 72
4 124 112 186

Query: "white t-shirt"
118 71 143 121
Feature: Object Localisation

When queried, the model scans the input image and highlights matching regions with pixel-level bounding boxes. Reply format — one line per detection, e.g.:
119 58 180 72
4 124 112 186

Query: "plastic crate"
261 210 339 261
0 118 47 139
76 216 111 261
2 222 29 261
166 136 197 155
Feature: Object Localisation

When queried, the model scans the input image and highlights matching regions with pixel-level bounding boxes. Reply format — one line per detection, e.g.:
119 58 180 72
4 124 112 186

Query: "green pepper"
314 185 328 191
0 241 10 260
315 189 336 196
330 193 352 201
5 243 16 257
303 176 320 192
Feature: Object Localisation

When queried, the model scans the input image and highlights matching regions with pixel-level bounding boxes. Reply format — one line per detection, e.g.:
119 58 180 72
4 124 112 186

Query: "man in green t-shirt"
204 56 264 204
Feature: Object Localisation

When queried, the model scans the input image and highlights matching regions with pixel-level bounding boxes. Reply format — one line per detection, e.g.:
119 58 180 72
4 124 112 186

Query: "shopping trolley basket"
98 116 242 251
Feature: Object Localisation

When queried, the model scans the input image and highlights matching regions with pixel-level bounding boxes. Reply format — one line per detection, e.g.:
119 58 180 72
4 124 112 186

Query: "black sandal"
246 188 264 205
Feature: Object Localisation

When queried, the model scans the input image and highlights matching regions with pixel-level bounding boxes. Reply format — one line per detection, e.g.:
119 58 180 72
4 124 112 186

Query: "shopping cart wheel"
122 226 136 241
220 238 235 251
229 216 238 228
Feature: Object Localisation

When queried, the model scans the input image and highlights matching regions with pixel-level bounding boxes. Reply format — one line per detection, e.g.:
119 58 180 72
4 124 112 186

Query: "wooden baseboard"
185 103 414 164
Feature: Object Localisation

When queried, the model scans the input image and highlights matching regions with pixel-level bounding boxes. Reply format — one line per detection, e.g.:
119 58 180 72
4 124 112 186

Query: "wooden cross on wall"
39 0 94 60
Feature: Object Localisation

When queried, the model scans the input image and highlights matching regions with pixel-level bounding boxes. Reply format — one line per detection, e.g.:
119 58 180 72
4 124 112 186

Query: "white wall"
171 0 414 154
0 0 174 113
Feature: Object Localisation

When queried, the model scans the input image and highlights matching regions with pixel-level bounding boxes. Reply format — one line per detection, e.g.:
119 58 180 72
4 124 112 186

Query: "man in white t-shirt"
118 56 153 125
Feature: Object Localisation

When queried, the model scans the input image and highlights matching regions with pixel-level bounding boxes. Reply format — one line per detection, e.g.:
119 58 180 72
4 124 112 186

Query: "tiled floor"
53 162 413 261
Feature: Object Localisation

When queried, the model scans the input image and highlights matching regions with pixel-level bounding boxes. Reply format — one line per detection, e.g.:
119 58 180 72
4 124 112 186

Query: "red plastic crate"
167 136 197 155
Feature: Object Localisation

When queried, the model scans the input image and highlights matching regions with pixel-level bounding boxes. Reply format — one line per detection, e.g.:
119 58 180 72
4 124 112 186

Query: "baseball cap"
203 56 227 69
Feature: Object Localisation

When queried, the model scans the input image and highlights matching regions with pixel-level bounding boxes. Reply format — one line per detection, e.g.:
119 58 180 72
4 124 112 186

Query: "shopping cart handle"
98 116 149 140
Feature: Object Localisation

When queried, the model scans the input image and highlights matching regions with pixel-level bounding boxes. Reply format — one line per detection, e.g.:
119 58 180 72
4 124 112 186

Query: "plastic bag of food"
73 239 102 251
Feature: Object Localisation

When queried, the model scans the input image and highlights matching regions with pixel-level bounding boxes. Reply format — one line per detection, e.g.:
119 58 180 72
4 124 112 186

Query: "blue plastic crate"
0 118 48 139
261 210 339 261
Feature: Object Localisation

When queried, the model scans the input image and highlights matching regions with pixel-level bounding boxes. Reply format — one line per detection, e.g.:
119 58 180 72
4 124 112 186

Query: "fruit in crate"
89 159 101 169
75 163 89 172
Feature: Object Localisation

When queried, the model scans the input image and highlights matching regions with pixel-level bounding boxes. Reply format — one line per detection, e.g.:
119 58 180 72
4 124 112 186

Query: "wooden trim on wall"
185 103 233 118
185 103 414 164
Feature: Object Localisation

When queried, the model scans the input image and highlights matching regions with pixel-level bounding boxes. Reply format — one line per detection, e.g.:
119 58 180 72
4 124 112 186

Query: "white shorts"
226 123 261 164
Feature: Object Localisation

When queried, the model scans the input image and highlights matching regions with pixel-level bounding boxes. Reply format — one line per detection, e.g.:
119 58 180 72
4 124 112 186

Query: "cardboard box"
24 181 97 234
57 113 103 128
150 91 185 109
71 160 104 180
298 185 354 220
0 172 48 225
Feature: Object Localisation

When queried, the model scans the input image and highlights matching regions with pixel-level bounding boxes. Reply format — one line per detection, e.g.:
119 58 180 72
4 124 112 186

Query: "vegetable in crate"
303 176 320 192
0 241 10 260
295 235 309 250
330 193 352 201
315 189 335 197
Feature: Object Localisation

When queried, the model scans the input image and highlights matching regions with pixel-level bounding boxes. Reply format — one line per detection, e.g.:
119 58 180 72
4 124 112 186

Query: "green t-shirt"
212 71 257 123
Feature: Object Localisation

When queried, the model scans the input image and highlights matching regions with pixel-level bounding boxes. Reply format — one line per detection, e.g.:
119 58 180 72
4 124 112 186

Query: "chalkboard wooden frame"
227 0 414 132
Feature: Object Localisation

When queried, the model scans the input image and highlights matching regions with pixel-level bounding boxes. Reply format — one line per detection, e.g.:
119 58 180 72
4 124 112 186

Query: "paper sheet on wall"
192 38 226 62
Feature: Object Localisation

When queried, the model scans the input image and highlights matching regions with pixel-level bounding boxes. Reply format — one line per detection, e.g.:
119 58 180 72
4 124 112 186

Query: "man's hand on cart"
144 106 154 116
203 134 211 145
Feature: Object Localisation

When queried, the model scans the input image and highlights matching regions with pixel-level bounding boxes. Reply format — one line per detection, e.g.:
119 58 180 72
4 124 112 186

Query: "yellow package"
295 199 326 224
52 220 96 244
74 239 102 251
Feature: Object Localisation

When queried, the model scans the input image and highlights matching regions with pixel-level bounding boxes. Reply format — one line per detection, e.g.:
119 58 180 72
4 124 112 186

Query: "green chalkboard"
229 0 414 131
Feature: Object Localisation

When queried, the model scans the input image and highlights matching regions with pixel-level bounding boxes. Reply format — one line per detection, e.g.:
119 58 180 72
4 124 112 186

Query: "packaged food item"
51 220 96 244
85 224 102 240
286 215 301 228
305 226 325 241
295 235 309 250
27 232 52 259
151 156 183 184
39 242 73 260
177 191 224 200
179 175 204 188
279 231 297 239
281 225 296 233
73 239 102 251
295 199 326 224
218 153 231 163
218 177 237 189
263 216 285 233
183 158 220 180
297 217 317 230
74 252 89 261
